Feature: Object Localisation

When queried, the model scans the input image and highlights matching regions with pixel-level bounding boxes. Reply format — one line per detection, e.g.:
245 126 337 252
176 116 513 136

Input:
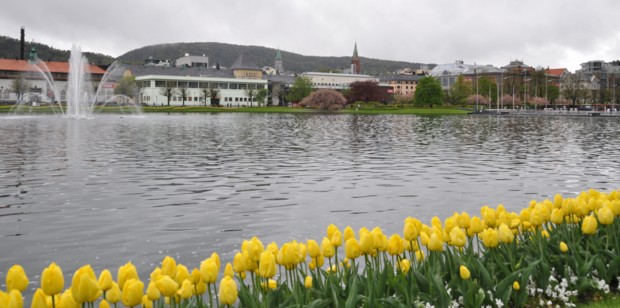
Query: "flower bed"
2 188 620 307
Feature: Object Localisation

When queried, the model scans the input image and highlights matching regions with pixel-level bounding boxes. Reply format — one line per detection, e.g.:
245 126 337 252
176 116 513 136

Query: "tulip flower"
117 262 139 290
190 268 201 285
597 207 614 225
176 280 193 300
142 295 152 308
99 299 110 308
330 230 343 247
6 265 29 291
98 269 113 292
71 265 102 303
345 238 361 260
459 265 471 280
467 216 484 236
155 275 178 298
105 282 121 304
304 276 313 289
223 263 234 278
146 281 160 301
550 208 564 225
403 220 418 242
498 224 514 244
398 259 411 274
233 252 247 274
321 237 335 258
41 262 64 296
343 226 355 242
200 258 218 284
161 256 177 279
449 227 466 247
458 212 471 229
175 264 190 286
327 224 339 240
31 288 48 308
427 231 443 252
481 228 499 248
195 281 207 295
7 290 23 308
307 239 321 258
560 242 569 253
387 234 405 255
513 281 520 291
308 255 324 270
121 279 144 308
218 276 238 306
266 242 279 256
581 215 598 235
59 289 78 308
258 251 276 279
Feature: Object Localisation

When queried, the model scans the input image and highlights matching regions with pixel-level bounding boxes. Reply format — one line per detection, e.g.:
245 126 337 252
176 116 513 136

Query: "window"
218 83 228 89
155 81 166 87
230 84 238 89
178 82 188 88
239 84 247 89
60 90 66 100
199 82 209 89
166 81 177 88
247 84 256 90
189 82 198 88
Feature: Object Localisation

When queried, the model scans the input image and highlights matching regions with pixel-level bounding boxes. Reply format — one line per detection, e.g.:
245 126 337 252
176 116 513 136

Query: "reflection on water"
0 113 618 284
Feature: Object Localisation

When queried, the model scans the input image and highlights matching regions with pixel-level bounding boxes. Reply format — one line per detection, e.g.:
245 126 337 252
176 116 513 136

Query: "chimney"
20 27 25 60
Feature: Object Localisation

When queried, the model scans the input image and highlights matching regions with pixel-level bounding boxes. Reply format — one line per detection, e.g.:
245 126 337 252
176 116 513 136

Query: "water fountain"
10 45 142 118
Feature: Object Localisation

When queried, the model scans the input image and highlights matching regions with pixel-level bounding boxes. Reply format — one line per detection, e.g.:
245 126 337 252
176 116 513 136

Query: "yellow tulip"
403 220 418 242
560 242 569 253
210 252 221 270
266 242 279 256
321 237 335 258
117 262 139 290
553 194 564 208
218 276 238 306
345 238 361 260
233 252 246 274
481 228 499 248
97 269 113 292
582 215 598 235
498 224 514 244
161 256 177 279
481 206 497 228
176 280 193 300
6 265 29 291
458 212 471 229
513 281 520 291
155 275 178 298
459 265 471 280
71 265 102 303
327 224 339 240
59 289 78 308
598 207 614 225
258 251 277 279
199 258 218 284
343 226 355 242
105 282 121 304
224 263 234 278
330 230 343 247
121 279 144 308
0 291 7 308
99 299 110 308
308 255 324 270
41 262 64 296
142 295 152 308
449 228 466 247
31 288 48 308
304 276 313 289
398 259 411 274
415 250 425 262
7 290 23 308
190 268 201 285
268 279 277 290
174 264 190 286
541 230 550 239
195 281 207 295
550 208 564 225
467 216 484 236
359 230 375 255
146 281 160 301
307 239 321 258
427 231 443 252
149 267 161 283
420 231 430 246
387 234 405 255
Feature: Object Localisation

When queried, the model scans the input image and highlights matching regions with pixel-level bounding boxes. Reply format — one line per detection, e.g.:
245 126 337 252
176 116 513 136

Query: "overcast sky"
1 0 618 72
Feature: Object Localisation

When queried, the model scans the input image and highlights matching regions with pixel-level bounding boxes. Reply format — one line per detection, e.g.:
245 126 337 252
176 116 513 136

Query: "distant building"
0 47 106 104
301 72 377 90
430 60 504 90
379 75 422 96
230 54 263 80
175 53 209 68
275 48 284 75
144 56 171 67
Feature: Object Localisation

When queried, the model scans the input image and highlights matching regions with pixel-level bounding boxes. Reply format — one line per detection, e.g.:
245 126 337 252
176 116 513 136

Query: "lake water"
0 113 618 287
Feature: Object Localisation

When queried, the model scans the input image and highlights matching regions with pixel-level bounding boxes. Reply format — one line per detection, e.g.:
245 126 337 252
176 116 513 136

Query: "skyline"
1 0 619 72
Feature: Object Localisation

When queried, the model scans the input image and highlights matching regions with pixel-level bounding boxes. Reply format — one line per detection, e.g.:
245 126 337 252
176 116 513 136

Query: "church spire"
275 47 284 75
351 42 360 74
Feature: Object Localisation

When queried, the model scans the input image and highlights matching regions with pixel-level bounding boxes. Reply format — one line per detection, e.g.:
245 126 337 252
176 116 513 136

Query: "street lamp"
475 64 479 111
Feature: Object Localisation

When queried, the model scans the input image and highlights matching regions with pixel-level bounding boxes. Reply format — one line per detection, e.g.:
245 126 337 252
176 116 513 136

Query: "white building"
301 72 378 90
175 54 209 68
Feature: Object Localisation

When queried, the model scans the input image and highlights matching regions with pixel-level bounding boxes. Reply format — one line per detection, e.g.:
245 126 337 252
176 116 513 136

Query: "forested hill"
117 42 426 75
0 35 115 65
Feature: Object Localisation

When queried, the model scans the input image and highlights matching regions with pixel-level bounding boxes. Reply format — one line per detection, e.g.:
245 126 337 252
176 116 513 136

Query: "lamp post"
475 63 479 111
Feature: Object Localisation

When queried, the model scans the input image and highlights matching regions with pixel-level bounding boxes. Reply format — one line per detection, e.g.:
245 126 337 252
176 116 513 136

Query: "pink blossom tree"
299 89 347 111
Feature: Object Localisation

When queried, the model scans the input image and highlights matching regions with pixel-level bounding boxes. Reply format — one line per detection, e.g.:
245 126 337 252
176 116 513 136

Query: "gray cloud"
1 0 618 71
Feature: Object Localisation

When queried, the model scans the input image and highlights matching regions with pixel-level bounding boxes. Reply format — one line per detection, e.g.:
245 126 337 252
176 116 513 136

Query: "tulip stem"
206 284 213 308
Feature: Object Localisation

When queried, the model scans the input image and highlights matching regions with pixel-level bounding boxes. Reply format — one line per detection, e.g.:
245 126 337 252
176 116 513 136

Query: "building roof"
230 54 261 71
122 64 234 78
379 75 423 82
275 49 282 61
430 61 503 77
0 58 106 74
545 68 568 77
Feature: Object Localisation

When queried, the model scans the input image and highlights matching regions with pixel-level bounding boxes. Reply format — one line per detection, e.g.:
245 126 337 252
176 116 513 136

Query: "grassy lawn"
577 296 620 307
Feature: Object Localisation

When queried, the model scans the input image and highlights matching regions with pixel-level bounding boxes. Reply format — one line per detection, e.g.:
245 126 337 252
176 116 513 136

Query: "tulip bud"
105 282 121 304
71 265 102 303
6 265 29 291
345 238 360 260
398 259 411 273
161 256 177 279
7 290 23 308
330 230 343 247
343 226 355 242
99 299 111 308
513 281 520 290
218 276 238 306
98 269 113 292
224 263 234 278
200 258 218 284
121 279 144 308
427 231 443 252
142 295 152 308
560 242 569 253
321 237 335 258
307 239 321 258
41 262 64 296
258 251 276 279
304 275 313 288
146 281 160 301
598 207 614 225
459 265 471 280
481 228 499 248
176 280 193 300
31 288 48 308
581 215 598 235
117 262 139 290
155 275 178 298
175 264 190 286
498 224 514 244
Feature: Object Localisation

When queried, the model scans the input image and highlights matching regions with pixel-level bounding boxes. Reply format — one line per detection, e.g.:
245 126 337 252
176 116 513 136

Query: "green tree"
286 76 314 103
478 76 497 106
255 88 268 106
445 75 471 105
414 76 443 107
11 75 31 102
113 76 138 98
547 85 559 104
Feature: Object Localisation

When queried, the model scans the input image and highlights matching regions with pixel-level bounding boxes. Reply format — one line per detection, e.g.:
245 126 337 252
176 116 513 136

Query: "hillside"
117 42 427 75
0 35 115 65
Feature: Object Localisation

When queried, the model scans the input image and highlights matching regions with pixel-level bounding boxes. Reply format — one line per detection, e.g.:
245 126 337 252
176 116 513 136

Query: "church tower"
275 48 284 75
351 42 360 74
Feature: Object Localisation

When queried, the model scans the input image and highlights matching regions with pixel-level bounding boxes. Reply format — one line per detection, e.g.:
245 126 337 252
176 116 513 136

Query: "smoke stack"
20 27 25 60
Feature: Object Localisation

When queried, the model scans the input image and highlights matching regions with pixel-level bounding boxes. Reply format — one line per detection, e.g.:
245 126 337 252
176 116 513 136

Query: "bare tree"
11 75 31 102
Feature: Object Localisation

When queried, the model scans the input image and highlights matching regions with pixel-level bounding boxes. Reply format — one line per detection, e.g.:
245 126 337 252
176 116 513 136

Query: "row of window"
143 96 256 102
151 81 264 90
